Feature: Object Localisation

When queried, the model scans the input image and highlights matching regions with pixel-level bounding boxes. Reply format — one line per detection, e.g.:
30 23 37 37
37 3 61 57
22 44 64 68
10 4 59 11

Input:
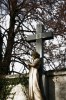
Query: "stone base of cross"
27 22 53 99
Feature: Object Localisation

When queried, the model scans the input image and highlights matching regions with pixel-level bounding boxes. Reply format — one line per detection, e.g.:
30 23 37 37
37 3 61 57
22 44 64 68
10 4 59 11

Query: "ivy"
0 76 28 100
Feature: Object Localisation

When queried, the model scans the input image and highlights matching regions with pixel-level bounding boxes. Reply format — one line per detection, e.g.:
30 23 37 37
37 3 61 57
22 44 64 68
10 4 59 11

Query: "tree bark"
0 14 15 75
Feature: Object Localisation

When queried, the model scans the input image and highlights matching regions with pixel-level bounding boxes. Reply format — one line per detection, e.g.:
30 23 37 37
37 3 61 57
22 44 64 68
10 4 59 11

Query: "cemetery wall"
46 69 66 100
0 70 66 100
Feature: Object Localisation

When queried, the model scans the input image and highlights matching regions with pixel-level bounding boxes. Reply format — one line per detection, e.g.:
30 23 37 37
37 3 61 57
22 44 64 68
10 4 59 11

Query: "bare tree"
0 0 66 74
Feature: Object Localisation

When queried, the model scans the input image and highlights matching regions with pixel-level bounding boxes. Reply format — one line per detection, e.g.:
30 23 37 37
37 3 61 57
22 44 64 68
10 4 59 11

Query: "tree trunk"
0 15 15 75
0 30 3 61
0 0 17 75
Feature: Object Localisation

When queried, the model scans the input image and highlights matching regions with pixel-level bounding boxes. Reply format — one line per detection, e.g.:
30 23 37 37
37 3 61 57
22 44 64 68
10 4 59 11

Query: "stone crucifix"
27 23 53 99
27 23 53 57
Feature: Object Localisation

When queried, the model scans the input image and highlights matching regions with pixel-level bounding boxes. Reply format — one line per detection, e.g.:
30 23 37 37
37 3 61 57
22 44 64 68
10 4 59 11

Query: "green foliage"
0 76 28 100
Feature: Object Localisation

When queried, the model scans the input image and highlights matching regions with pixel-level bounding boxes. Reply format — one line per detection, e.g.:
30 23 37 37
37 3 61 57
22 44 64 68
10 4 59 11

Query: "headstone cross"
27 23 53 58
27 23 53 99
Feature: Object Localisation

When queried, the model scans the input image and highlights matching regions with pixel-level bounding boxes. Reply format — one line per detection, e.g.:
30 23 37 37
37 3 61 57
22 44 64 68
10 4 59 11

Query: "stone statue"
28 51 43 100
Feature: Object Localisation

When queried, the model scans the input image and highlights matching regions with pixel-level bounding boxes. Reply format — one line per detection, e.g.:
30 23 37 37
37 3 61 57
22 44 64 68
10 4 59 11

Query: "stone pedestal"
46 70 66 100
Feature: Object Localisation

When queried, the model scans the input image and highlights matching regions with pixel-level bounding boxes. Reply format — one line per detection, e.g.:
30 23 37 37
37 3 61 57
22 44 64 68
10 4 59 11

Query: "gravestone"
27 22 53 99
46 70 66 100
0 74 28 100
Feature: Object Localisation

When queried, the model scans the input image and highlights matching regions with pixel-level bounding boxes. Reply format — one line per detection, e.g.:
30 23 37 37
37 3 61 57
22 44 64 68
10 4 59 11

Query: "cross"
26 22 53 99
27 23 53 57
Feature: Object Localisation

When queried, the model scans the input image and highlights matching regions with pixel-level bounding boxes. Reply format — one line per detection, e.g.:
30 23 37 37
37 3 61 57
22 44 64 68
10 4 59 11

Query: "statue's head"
31 51 40 59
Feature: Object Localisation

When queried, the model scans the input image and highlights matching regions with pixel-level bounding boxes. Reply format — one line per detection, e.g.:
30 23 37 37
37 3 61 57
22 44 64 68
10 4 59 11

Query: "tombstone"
27 22 53 100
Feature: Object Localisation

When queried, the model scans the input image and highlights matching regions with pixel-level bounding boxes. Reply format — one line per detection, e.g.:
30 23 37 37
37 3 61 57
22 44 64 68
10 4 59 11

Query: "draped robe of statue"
29 58 43 100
